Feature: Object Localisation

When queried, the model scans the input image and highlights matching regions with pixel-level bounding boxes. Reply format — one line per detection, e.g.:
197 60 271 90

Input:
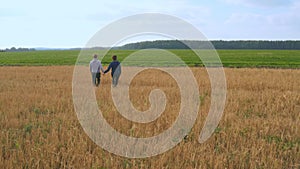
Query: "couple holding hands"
90 54 121 87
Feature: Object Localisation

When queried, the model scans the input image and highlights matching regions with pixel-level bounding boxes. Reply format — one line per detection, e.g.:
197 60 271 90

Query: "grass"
0 66 299 168
0 48 299 168
217 50 300 68
0 49 299 68
0 50 78 66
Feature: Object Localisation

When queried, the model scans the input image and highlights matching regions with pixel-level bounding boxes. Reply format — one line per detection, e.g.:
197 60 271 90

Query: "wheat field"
0 66 299 169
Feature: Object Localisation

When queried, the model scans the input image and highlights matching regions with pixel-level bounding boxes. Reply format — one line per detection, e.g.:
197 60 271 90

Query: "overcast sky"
0 0 299 48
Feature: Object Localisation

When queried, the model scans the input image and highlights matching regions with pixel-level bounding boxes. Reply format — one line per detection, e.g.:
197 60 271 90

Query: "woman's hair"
112 55 117 60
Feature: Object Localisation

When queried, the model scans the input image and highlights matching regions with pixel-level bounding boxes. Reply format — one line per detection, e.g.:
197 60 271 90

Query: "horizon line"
1 39 299 49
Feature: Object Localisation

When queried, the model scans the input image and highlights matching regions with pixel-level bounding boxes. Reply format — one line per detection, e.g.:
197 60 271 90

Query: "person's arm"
104 63 112 74
89 62 92 72
118 62 121 74
100 66 105 73
99 62 105 73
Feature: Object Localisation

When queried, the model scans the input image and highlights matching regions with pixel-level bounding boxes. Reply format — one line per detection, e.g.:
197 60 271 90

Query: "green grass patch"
0 49 299 68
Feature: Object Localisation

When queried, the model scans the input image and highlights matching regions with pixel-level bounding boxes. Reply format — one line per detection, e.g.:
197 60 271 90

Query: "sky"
0 0 299 48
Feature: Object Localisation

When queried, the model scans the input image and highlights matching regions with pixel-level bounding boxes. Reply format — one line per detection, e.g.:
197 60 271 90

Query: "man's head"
93 54 98 59
112 55 117 61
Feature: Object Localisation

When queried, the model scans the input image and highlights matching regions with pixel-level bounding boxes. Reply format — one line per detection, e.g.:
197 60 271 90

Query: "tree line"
118 40 300 50
0 47 36 52
1 40 299 51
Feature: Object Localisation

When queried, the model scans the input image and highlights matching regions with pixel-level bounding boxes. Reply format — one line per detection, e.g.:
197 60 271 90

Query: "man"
90 54 104 87
104 55 121 87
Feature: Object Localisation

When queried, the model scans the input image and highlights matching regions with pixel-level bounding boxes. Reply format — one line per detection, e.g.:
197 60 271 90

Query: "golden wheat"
0 66 299 169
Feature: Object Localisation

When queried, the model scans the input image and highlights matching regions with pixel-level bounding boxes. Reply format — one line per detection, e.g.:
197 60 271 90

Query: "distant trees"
1 41 299 52
0 47 36 52
212 40 300 49
119 40 300 50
